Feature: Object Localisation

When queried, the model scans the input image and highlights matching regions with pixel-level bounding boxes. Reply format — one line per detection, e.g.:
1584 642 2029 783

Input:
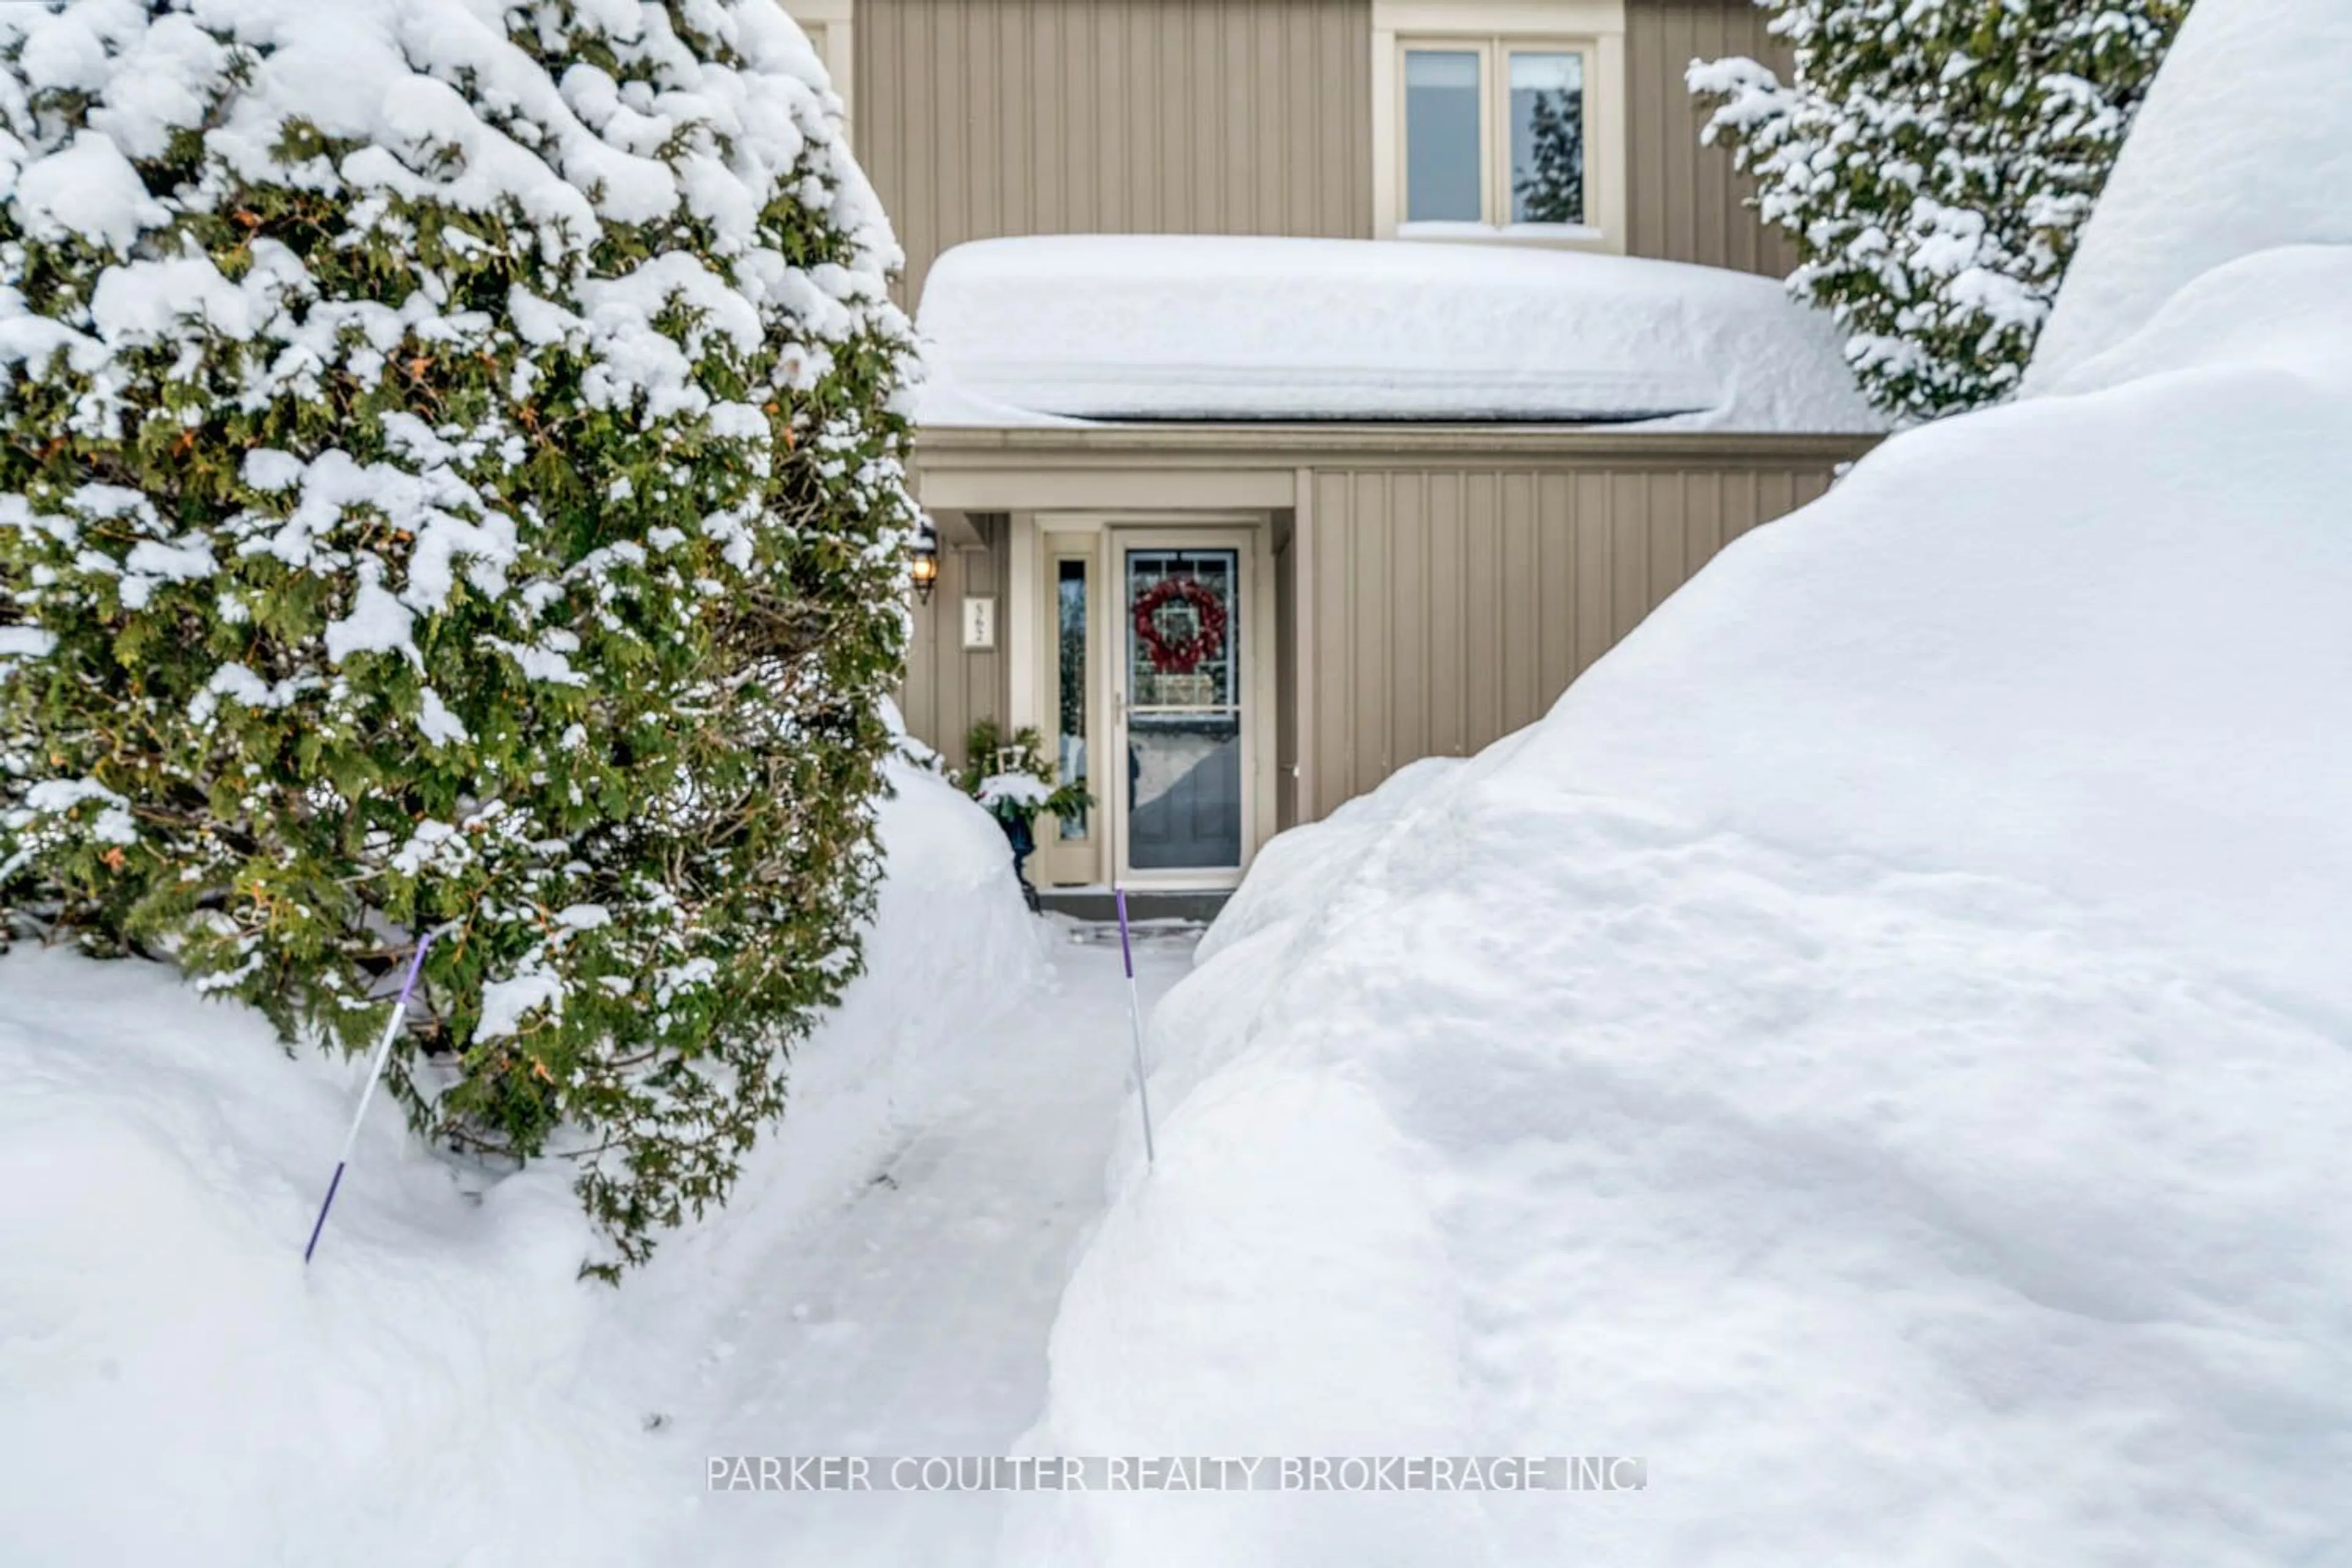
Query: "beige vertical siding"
899 513 1011 772
1297 456 1834 820
1626 0 1799 277
856 0 1373 304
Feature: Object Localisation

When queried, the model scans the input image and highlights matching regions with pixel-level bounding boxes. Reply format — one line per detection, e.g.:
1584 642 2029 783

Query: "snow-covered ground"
1006 2 2352 1564
0 761 1191 1567
10 1 2348 1563
625 917 1192 1567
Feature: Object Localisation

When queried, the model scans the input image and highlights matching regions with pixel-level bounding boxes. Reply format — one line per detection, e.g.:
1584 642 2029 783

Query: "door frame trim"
1017 511 1276 892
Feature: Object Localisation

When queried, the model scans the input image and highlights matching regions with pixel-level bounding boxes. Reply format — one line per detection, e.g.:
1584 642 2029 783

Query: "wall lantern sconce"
909 519 940 604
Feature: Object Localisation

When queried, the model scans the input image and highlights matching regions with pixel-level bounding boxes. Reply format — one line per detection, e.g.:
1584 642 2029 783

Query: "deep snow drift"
0 761 1057 1566
2025 0 2352 392
1008 2 2352 1562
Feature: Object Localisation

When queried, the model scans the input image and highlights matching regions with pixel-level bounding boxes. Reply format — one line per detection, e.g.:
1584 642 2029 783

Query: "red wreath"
1132 576 1229 674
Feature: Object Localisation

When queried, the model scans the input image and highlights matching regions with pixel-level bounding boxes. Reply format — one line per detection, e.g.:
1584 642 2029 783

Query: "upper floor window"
1403 39 1589 232
1372 1 1623 249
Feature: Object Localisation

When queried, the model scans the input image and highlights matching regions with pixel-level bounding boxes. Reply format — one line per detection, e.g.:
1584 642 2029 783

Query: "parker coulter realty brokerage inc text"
709 1456 1649 1493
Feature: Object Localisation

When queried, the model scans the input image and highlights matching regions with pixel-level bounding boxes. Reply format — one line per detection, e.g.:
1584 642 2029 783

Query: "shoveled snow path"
666 919 1196 1565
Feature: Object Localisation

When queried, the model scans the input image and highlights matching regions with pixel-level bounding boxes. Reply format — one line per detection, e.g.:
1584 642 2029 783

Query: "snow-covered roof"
912 235 1886 434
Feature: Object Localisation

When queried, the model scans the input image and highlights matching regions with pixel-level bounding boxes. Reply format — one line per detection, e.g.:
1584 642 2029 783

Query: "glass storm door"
1120 545 1244 874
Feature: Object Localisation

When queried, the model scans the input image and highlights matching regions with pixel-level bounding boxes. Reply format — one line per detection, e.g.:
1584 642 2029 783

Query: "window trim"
1371 0 1628 251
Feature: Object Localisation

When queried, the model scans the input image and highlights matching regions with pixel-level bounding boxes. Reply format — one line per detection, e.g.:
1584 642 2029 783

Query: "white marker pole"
1113 886 1156 1166
304 927 438 1264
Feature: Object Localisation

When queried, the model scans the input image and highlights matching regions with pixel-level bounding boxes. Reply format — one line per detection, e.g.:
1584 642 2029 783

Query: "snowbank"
2026 0 2352 391
914 235 1885 432
0 760 1044 1567
1008 5 2352 1560
612 757 1052 1316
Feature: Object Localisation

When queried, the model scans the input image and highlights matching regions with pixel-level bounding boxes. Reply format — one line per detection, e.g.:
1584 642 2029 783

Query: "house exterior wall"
905 429 1871 840
899 513 1011 773
865 2 1846 857
846 0 1790 303
1291 450 1834 820
853 0 1374 306
1625 0 1800 276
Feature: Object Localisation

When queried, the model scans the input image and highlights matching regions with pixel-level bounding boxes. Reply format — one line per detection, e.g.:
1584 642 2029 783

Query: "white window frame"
1372 1 1628 252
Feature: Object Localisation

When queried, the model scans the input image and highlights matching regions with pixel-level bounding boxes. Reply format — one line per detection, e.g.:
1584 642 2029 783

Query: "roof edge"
911 422 1884 466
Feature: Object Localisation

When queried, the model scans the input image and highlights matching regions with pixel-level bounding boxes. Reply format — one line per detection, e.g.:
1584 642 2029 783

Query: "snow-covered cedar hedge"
0 0 921 1275
1689 0 2187 422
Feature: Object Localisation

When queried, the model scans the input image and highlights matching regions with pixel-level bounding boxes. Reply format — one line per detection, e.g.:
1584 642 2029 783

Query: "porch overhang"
898 418 1885 878
910 423 1882 513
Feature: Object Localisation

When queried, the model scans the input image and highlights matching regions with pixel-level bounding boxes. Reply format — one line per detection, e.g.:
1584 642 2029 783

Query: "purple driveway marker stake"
1114 886 1157 1167
304 927 439 1265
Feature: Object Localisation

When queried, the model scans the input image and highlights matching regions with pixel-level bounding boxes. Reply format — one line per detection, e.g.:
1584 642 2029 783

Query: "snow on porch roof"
910 235 1888 434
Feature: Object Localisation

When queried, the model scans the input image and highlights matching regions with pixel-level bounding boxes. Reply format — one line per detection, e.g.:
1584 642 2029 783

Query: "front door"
1115 536 1249 881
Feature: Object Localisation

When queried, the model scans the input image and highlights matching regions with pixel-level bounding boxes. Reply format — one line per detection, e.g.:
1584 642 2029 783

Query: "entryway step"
1036 888 1232 925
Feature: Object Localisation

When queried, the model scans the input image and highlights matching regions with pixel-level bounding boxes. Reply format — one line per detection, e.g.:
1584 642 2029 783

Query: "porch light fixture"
908 520 940 603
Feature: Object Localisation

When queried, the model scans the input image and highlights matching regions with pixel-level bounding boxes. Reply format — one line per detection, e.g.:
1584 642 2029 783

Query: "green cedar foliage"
1514 85 1585 225
954 718 1091 834
1691 0 2189 421
0 0 922 1276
